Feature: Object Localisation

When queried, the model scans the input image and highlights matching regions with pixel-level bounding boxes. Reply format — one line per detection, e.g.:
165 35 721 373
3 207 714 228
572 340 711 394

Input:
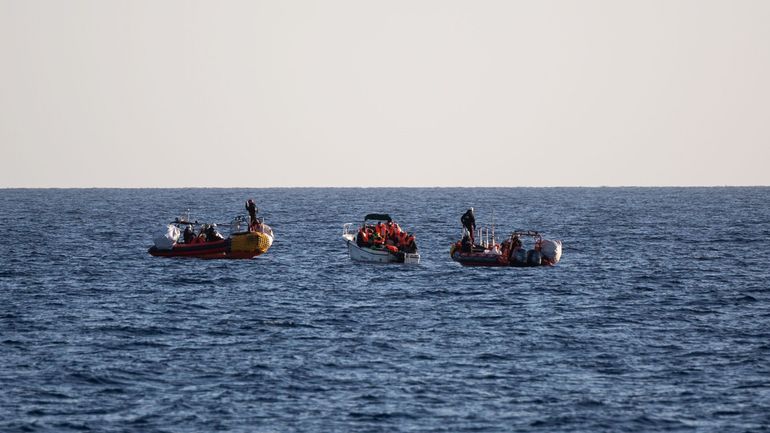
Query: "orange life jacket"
372 233 384 246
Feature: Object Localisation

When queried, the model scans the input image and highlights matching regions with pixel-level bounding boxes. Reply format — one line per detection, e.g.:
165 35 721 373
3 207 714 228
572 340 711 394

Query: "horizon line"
2 185 769 189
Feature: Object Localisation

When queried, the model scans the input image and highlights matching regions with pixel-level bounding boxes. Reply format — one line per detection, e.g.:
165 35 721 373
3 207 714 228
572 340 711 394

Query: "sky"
1 0 769 187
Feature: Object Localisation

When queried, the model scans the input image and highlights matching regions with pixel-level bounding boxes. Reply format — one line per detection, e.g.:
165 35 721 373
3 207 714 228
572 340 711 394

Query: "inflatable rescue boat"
451 230 562 267
148 213 274 259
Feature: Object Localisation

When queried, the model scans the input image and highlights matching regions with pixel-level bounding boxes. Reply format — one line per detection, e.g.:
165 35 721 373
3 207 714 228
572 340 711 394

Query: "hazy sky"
1 0 769 187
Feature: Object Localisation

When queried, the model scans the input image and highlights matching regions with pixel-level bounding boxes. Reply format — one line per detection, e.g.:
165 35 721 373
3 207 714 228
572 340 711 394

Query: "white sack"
153 224 180 250
540 239 562 264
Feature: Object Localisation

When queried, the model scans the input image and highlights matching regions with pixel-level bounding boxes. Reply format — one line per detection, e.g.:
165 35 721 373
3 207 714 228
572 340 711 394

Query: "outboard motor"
527 249 542 266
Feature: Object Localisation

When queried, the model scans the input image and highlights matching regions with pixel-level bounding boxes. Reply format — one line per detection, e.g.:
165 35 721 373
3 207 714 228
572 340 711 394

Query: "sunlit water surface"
2 188 769 432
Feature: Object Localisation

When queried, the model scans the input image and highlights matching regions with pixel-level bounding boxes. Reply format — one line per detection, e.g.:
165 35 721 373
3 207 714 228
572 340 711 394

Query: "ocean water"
1 187 769 432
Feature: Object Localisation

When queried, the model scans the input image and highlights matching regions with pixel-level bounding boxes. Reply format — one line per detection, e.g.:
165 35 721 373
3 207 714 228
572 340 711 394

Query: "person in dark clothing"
206 224 224 242
461 208 476 244
183 225 195 244
461 233 472 252
245 199 259 230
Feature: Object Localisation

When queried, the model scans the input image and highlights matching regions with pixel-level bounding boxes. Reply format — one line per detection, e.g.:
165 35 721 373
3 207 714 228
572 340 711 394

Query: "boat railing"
511 230 542 241
258 223 273 237
343 223 356 238
464 226 499 249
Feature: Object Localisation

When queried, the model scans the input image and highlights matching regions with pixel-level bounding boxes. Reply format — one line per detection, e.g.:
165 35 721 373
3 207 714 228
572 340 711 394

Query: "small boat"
451 229 562 267
343 213 420 264
148 212 274 259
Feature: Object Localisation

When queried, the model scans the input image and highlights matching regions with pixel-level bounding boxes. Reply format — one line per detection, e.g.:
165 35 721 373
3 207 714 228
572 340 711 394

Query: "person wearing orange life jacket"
394 226 402 244
396 231 408 250
403 233 417 253
357 228 369 247
365 227 375 246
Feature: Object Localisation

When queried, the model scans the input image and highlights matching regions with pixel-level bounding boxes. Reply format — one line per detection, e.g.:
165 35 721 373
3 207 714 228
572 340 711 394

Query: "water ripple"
2 187 770 432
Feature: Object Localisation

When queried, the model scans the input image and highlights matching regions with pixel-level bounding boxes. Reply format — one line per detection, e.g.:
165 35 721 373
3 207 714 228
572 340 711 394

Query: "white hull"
343 234 420 264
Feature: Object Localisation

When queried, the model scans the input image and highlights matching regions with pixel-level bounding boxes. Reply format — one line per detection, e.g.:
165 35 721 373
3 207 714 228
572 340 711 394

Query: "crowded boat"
451 208 562 267
148 199 274 259
343 214 420 264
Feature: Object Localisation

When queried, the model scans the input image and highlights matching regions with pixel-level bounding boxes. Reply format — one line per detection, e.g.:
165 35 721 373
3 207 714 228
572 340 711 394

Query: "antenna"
492 208 495 244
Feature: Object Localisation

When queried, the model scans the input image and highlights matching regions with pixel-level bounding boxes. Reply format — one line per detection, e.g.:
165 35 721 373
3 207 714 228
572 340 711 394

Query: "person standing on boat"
461 208 476 245
245 199 259 231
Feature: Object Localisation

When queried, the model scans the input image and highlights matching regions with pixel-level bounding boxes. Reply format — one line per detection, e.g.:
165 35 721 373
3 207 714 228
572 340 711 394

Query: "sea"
1 187 769 432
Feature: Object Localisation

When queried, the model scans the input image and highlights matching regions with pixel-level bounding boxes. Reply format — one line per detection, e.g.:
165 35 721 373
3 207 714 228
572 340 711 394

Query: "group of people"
178 198 262 245
356 221 418 254
352 208 475 254
182 223 224 244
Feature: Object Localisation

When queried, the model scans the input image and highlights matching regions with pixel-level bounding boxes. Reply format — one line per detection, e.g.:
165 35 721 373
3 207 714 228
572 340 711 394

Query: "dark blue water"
2 188 769 432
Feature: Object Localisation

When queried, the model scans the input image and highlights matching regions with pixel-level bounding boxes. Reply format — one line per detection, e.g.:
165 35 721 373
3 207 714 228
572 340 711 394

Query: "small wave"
259 319 305 328
733 381 769 390
735 294 757 303
475 353 510 361
0 270 29 278
69 371 127 387
166 277 219 286
576 398 606 408
631 414 690 429
92 324 175 338
348 411 418 421
530 416 578 428
411 353 436 361
712 409 743 417
355 393 382 402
